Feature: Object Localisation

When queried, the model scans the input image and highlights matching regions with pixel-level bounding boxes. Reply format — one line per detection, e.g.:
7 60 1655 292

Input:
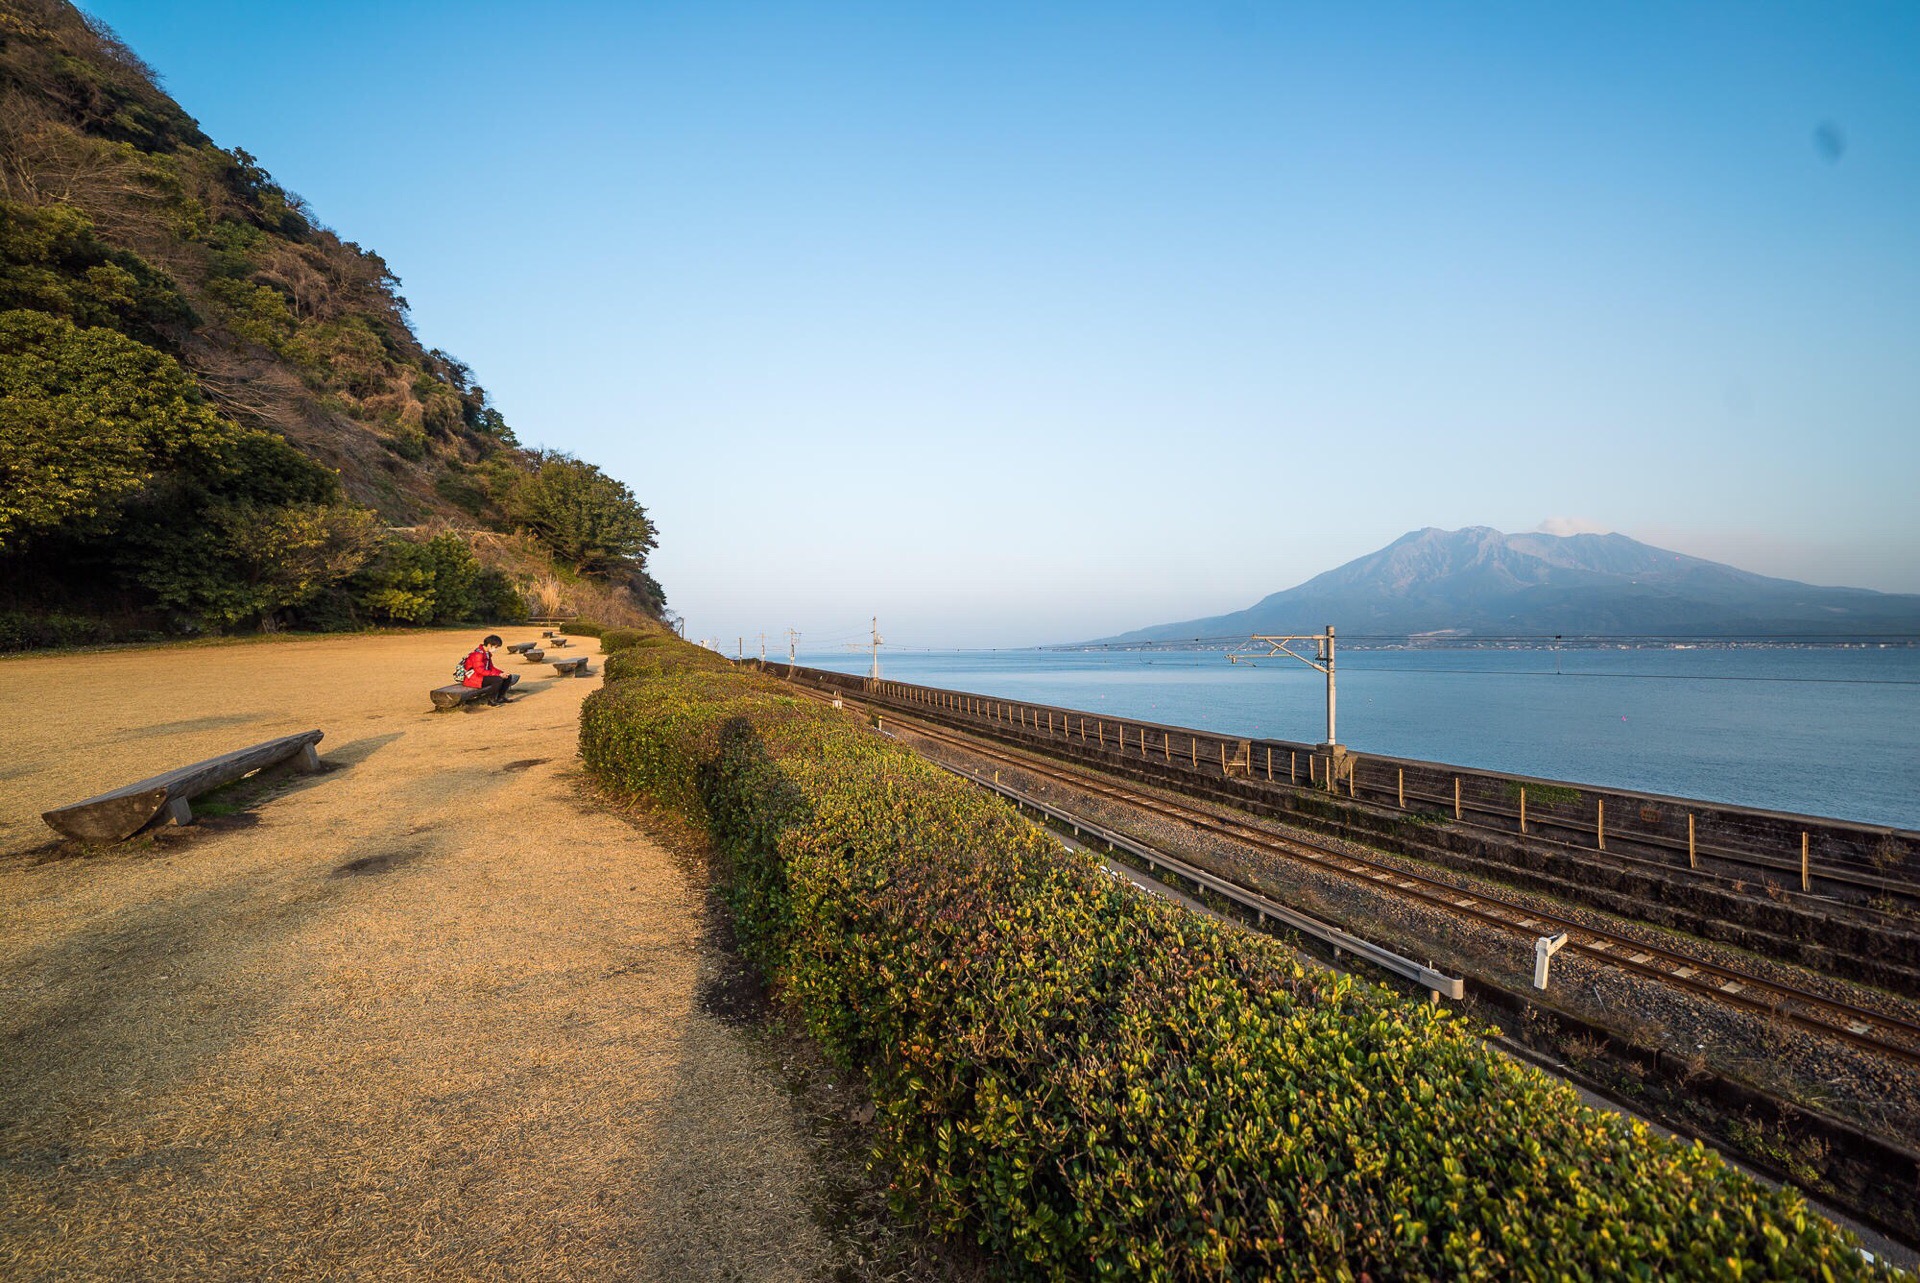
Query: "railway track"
801 679 1920 1069
781 664 1920 909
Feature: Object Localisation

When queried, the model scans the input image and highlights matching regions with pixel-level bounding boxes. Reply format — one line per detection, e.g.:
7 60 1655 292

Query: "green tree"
354 532 520 625
0 200 194 345
508 452 656 576
120 501 379 630
0 309 244 550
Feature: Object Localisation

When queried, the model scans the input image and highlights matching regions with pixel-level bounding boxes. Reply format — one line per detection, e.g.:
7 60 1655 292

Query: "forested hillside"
0 0 663 648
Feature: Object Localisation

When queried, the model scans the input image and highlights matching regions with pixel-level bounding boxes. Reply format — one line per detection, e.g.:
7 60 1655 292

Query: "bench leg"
166 796 194 827
297 744 322 773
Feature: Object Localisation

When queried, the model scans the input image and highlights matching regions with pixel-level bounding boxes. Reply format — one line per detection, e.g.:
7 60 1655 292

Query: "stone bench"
551 657 589 677
505 641 536 654
43 730 325 842
520 648 545 663
431 683 485 711
547 637 569 648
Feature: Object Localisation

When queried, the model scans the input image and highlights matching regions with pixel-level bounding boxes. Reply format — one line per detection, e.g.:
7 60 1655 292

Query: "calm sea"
793 646 1920 830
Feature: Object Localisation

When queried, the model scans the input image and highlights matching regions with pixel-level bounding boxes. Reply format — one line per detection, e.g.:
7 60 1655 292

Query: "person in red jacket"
463 635 519 705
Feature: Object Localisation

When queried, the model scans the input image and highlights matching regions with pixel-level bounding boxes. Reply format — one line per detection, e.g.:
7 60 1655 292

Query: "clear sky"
83 1 1920 648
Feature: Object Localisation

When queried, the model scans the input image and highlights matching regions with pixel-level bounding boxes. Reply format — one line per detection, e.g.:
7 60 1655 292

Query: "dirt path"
0 630 832 1281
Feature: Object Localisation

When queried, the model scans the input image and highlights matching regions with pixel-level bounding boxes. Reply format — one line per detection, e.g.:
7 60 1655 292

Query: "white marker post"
1533 933 1570 991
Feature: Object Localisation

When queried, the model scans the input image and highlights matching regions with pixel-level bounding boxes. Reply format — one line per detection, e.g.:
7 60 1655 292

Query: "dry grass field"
0 631 835 1281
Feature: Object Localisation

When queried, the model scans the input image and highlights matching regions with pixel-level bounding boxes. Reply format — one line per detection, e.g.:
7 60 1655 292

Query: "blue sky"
85 1 1920 646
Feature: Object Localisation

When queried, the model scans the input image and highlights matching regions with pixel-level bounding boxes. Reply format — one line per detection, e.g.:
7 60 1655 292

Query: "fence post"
1267 748 1273 781
1397 767 1404 809
1454 776 1461 820
1597 799 1606 851
1688 813 1697 868
1190 737 1197 768
1519 787 1527 834
1801 831 1810 892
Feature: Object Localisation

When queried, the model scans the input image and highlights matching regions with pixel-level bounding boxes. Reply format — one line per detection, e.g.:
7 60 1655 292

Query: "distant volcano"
1087 527 1920 644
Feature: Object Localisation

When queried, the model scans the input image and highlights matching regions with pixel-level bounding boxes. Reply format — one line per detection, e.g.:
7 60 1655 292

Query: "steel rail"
800 677 1920 1067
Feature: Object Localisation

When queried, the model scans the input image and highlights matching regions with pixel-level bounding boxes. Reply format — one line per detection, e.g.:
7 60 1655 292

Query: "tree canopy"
508 453 657 577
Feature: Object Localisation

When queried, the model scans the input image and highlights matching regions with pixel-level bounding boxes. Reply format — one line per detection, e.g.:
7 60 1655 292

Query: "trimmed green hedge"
565 619 606 638
597 625 675 654
580 643 1882 1280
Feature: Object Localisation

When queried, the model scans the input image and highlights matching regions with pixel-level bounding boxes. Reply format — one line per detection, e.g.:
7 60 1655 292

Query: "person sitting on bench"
463 635 520 705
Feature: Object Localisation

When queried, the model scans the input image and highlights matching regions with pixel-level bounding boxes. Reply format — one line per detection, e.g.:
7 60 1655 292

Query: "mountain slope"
0 0 662 643
1092 527 1920 643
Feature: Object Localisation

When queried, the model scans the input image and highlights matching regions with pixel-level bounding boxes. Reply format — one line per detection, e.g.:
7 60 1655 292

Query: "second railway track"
796 675 1920 1069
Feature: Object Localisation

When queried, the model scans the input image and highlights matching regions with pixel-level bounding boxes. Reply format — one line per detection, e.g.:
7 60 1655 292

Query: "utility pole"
1243 624 1340 752
759 631 766 662
786 628 800 664
737 636 743 660
869 616 884 686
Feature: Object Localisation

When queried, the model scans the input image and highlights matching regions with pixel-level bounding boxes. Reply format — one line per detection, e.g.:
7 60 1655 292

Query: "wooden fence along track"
767 664 1920 904
777 670 1920 1068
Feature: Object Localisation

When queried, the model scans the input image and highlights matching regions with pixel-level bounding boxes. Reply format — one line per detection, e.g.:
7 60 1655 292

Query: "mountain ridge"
1087 527 1920 645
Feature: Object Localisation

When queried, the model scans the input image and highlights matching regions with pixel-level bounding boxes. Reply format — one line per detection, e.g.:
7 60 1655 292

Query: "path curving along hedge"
579 642 1884 1280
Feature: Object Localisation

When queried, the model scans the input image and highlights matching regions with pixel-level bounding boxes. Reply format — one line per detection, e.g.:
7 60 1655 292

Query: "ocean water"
792 646 1920 830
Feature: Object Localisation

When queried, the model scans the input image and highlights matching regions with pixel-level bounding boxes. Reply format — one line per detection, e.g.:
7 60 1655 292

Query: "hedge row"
579 643 1882 1280
598 625 675 654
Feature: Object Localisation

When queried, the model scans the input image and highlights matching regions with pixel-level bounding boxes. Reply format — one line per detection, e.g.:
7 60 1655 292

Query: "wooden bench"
521 648 546 663
42 730 325 843
551 657 589 677
505 641 536 654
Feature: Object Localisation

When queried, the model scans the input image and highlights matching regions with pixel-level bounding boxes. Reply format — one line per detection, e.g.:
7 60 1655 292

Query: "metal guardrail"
938 759 1465 1001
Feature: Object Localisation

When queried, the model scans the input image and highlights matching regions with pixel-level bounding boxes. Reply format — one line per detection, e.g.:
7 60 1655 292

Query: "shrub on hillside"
354 532 523 625
0 309 243 549
578 641 1884 1281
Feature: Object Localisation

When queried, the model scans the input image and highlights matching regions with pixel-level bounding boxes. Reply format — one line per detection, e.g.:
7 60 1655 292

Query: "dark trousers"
478 675 515 704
